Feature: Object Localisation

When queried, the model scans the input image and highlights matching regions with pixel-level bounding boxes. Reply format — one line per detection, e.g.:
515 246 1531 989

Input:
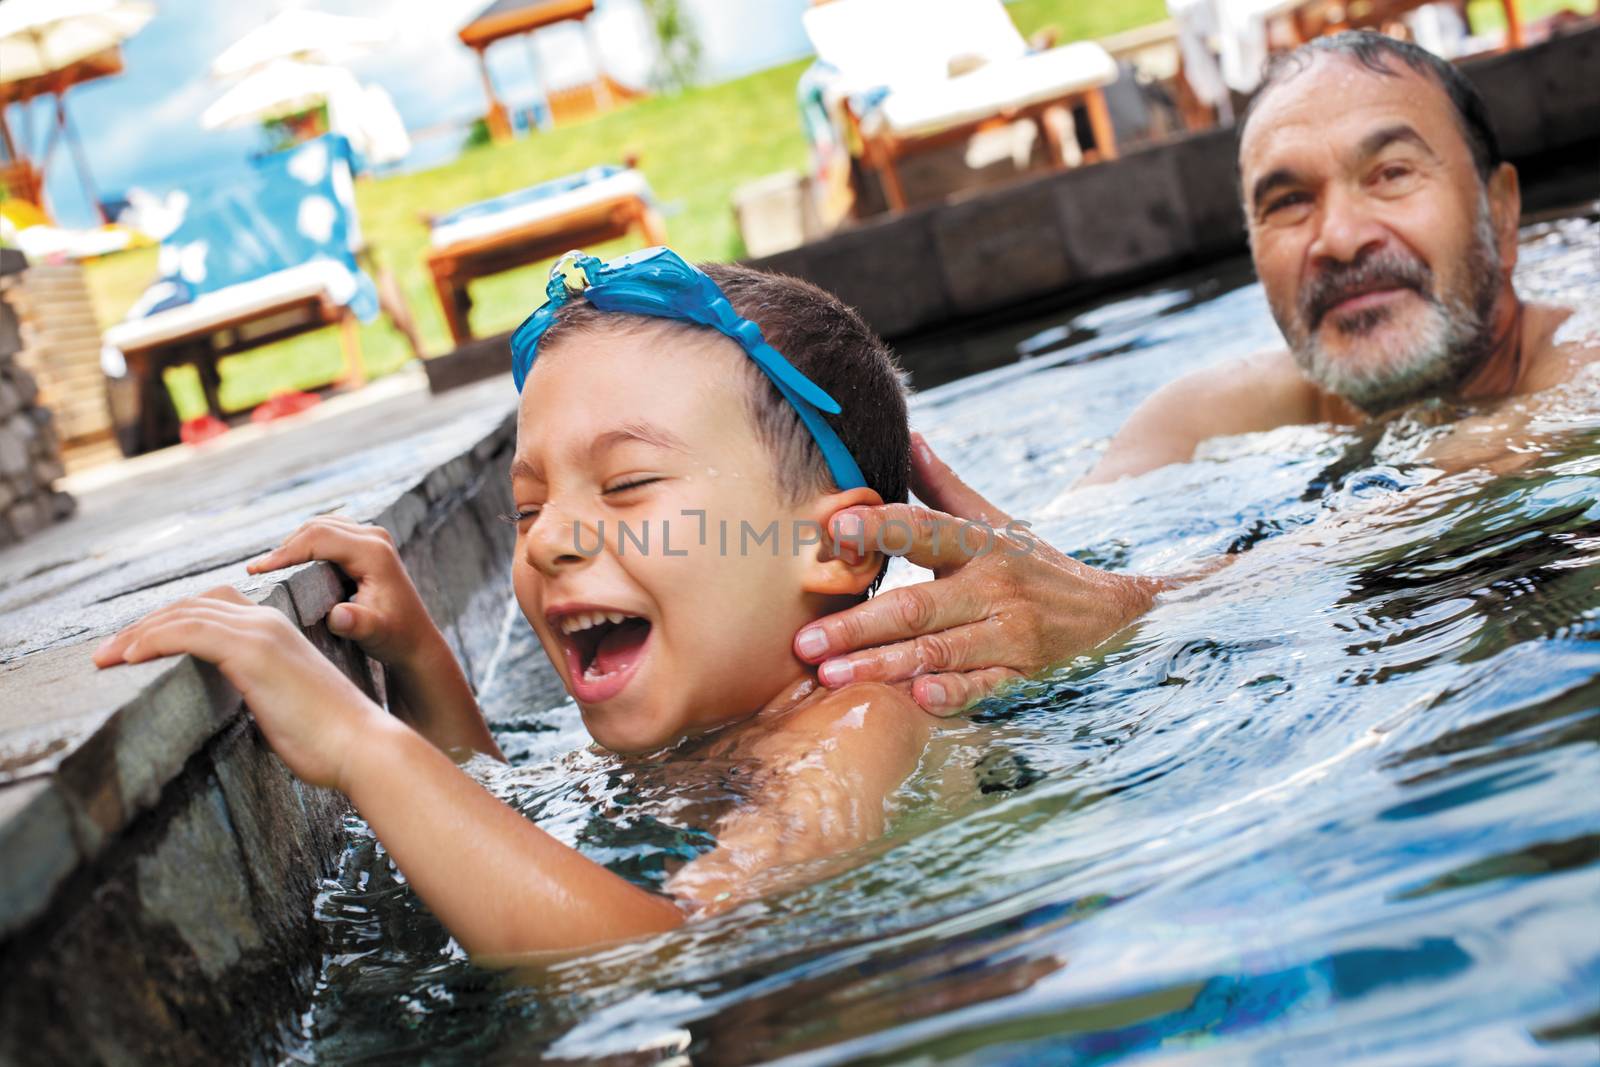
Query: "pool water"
288 214 1600 1065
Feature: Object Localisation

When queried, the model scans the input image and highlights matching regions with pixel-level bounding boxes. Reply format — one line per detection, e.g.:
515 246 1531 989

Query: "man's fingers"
830 503 996 573
911 667 1025 716
909 432 1013 526
813 617 1011 687
796 579 986 663
247 518 392 577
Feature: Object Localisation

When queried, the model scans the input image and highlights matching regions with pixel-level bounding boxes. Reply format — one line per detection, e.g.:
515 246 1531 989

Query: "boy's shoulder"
763 681 931 759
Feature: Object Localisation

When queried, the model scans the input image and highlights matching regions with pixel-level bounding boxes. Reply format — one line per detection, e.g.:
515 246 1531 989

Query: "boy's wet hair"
539 262 911 512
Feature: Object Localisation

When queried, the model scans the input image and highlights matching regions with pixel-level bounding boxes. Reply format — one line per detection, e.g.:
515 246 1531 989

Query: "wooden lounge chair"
802 0 1120 212
425 164 666 346
101 134 415 454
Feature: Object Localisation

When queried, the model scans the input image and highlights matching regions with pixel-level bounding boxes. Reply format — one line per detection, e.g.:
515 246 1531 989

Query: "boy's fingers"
911 667 1025 716
908 432 1014 527
197 585 253 606
122 616 253 665
795 580 985 663
812 617 1010 688
94 594 260 666
327 601 383 642
248 520 391 576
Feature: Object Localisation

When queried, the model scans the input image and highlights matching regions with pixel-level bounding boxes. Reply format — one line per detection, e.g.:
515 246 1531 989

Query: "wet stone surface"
0 366 551 1064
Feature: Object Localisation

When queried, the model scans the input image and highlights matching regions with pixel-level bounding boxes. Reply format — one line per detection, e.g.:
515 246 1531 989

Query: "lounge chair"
425 164 666 346
801 0 1120 212
102 133 413 453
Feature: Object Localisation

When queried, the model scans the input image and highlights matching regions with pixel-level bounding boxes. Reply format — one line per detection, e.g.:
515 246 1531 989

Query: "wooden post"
57 94 108 224
1083 88 1119 163
582 17 614 112
337 308 367 389
475 47 513 143
1501 0 1524 48
523 32 552 130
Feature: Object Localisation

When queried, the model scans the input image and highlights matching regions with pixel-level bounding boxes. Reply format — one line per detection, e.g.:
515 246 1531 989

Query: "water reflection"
290 215 1600 1065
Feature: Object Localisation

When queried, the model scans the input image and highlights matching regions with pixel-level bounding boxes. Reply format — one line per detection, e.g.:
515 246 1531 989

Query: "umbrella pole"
57 94 108 224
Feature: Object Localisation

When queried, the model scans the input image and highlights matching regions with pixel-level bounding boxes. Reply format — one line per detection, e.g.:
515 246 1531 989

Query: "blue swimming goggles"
510 246 867 491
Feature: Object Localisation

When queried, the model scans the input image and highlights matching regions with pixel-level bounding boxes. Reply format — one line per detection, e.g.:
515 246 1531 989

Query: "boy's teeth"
558 610 635 635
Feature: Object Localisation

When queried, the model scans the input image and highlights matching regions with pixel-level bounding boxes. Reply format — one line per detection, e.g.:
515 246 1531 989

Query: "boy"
93 249 932 961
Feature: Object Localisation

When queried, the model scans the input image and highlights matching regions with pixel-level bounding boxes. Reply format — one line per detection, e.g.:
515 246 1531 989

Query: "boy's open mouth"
550 608 652 701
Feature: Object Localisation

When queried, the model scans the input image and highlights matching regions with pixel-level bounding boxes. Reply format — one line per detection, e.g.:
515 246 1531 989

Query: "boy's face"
510 324 864 754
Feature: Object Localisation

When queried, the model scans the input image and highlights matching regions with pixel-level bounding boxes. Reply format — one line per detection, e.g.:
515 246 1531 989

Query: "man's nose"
1308 184 1386 267
524 506 600 578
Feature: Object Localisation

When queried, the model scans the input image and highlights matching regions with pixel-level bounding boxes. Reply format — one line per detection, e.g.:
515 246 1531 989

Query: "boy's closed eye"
502 475 667 526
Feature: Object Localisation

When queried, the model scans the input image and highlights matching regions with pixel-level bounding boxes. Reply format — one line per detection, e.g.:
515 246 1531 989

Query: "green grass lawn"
79 0 1585 418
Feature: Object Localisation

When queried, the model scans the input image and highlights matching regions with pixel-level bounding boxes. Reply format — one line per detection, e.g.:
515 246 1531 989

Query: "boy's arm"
666 683 932 914
95 587 681 959
249 516 502 760
343 713 683 959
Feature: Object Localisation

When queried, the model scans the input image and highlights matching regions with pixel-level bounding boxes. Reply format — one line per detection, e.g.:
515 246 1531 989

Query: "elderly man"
793 31 1598 713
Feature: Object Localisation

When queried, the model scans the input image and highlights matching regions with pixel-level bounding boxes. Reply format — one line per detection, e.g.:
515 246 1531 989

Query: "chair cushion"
103 261 356 353
429 167 653 249
878 41 1118 136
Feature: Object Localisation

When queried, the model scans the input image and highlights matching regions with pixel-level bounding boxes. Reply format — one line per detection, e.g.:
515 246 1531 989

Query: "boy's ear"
800 487 885 597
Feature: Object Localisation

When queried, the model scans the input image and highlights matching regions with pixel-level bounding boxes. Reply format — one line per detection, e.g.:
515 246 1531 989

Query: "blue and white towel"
126 134 378 324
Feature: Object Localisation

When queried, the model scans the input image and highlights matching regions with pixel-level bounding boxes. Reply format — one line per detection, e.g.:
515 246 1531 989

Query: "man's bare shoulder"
1081 348 1329 486
1522 302 1600 393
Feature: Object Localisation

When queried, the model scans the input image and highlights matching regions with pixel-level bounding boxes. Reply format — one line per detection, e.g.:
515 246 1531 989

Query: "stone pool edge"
0 409 520 1065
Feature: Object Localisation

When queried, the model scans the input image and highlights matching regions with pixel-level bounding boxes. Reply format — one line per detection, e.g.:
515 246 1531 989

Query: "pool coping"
0 379 530 1063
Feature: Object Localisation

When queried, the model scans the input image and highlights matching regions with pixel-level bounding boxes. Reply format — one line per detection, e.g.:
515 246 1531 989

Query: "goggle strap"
765 373 867 491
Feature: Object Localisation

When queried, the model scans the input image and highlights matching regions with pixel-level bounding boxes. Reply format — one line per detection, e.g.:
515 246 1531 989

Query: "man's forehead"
1239 53 1454 168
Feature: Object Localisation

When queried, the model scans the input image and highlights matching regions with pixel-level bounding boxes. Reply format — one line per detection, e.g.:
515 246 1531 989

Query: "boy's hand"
248 515 438 670
92 586 384 791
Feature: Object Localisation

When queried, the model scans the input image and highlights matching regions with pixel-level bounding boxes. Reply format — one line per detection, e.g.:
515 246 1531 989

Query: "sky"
10 0 816 227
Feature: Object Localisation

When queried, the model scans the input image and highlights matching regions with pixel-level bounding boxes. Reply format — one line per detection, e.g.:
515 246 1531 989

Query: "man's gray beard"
1278 202 1503 416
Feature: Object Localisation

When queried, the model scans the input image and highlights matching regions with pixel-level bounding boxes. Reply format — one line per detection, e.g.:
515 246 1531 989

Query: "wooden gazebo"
0 47 125 220
458 0 641 142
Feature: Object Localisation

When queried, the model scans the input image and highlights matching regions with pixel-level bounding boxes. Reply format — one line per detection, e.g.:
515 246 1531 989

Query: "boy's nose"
524 512 600 577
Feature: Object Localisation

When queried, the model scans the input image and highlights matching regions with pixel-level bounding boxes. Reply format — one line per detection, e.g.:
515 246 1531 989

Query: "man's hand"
793 434 1165 715
248 515 437 669
92 586 383 790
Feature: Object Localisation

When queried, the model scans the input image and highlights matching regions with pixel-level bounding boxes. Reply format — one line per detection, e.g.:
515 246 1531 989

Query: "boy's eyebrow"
509 456 541 483
511 422 689 483
585 421 690 461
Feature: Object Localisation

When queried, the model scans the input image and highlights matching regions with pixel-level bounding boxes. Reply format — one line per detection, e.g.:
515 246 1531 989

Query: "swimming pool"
289 212 1600 1064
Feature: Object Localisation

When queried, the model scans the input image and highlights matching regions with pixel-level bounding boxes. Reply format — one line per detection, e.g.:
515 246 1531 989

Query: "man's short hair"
1242 31 1503 181
538 262 911 510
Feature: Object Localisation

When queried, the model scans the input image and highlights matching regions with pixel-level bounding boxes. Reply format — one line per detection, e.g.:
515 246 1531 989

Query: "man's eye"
604 477 662 495
1264 192 1308 217
1375 163 1412 183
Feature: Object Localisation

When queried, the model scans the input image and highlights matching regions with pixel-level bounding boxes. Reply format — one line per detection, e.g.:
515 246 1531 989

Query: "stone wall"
0 376 524 1065
751 24 1600 348
0 249 74 546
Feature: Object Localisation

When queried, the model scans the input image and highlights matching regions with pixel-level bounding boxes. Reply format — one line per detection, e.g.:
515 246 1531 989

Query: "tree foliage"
640 0 702 93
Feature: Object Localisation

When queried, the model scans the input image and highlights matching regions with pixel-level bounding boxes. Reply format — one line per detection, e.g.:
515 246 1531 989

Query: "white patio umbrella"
0 0 154 82
200 59 411 165
200 59 362 129
211 10 389 80
0 0 154 222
